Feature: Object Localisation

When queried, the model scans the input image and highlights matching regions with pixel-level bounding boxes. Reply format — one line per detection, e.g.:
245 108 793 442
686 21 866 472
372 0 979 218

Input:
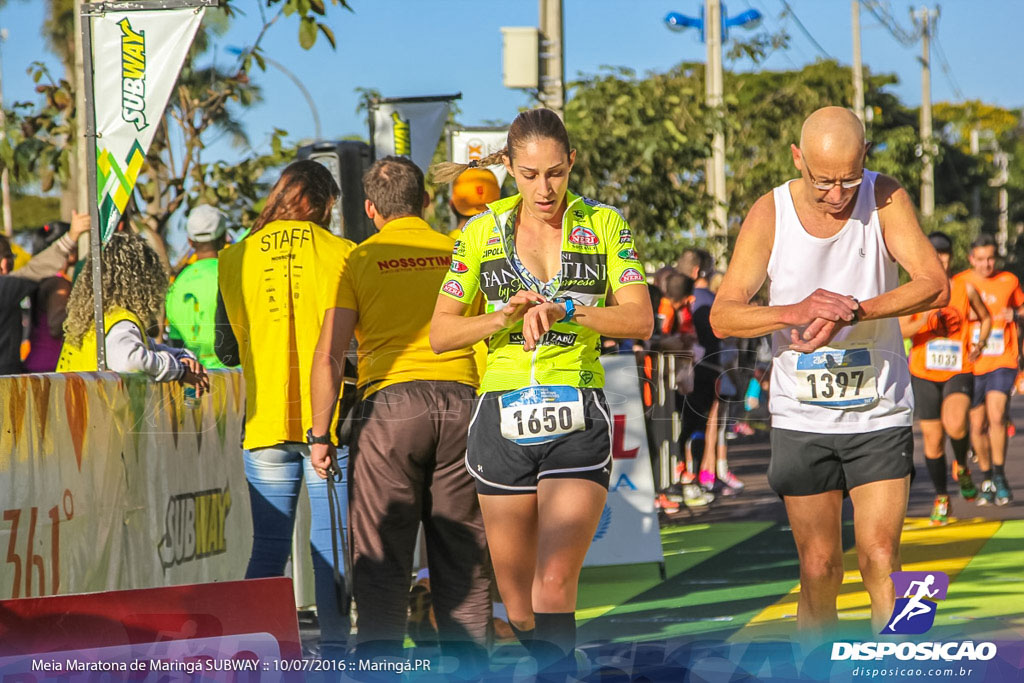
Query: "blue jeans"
244 444 349 658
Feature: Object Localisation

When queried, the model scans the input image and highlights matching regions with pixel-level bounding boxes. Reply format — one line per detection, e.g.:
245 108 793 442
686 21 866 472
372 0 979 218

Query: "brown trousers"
348 380 491 653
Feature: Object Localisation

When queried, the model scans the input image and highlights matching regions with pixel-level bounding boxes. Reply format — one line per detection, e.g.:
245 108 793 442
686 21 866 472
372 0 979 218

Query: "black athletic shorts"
911 373 973 420
466 387 612 495
768 426 915 497
972 367 1017 407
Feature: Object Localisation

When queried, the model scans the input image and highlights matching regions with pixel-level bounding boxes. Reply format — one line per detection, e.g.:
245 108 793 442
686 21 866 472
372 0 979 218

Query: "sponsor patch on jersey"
619 268 644 284
618 248 639 261
450 260 469 274
452 241 466 257
618 228 633 244
569 226 600 246
442 280 465 298
509 331 578 348
486 236 501 246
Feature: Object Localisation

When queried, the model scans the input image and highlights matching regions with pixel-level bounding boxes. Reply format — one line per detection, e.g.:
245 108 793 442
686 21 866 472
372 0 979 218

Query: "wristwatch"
305 428 331 446
554 297 576 323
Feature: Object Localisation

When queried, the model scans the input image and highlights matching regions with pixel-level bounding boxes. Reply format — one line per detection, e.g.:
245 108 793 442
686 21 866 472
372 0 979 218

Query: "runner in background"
23 222 75 373
900 232 990 524
166 205 232 369
964 233 1023 506
449 167 501 240
216 160 355 661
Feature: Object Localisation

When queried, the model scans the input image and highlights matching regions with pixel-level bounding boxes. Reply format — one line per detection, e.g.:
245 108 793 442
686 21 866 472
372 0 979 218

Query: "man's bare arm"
861 175 949 321
711 192 858 339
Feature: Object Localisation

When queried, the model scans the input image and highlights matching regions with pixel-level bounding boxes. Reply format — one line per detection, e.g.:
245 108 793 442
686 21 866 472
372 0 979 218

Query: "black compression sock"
925 456 948 495
950 435 970 469
510 624 535 652
533 612 576 670
981 469 992 481
994 464 1006 478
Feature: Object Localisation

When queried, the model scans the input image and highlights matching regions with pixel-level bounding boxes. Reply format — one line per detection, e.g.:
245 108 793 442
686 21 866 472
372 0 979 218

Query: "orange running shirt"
961 269 1024 374
908 272 974 381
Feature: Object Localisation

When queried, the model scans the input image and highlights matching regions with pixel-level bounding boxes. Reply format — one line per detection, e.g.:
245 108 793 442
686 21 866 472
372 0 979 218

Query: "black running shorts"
911 372 973 421
466 387 612 495
768 426 915 497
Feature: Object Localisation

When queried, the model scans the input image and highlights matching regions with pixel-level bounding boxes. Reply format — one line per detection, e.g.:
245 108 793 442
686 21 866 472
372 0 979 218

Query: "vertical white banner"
372 100 451 172
91 7 206 241
584 355 665 567
450 129 510 187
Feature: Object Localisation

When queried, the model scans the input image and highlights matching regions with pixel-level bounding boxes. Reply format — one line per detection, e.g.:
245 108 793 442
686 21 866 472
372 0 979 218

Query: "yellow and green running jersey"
439 191 647 393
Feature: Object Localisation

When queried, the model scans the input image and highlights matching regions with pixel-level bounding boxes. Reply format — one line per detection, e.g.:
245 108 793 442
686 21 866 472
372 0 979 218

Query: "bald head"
799 106 865 161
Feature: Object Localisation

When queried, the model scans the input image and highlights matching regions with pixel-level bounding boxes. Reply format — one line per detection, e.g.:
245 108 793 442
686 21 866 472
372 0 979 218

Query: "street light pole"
539 0 565 118
851 0 865 124
706 0 727 246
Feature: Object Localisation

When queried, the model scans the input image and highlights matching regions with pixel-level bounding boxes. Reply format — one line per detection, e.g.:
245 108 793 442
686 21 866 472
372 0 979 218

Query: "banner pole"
80 4 106 371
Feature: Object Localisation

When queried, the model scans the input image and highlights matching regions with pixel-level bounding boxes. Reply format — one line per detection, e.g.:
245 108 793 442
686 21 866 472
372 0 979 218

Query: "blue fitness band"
555 297 576 323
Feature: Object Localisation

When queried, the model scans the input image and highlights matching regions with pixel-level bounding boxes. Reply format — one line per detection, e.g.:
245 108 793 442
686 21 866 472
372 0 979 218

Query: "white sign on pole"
372 99 452 173
450 129 510 187
91 6 206 242
584 355 665 568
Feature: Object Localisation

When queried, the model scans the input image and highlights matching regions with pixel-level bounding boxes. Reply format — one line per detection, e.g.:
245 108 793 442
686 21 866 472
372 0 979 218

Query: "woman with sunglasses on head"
429 108 653 675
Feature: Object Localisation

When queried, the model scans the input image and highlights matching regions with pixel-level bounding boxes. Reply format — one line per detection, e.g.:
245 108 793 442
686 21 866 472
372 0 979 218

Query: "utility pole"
993 151 1009 255
970 128 981 218
706 0 727 250
0 28 12 238
913 6 938 218
851 1 865 124
538 0 564 118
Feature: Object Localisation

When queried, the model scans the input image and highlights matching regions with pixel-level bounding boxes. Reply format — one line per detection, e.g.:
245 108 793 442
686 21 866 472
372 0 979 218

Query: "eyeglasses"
802 154 863 191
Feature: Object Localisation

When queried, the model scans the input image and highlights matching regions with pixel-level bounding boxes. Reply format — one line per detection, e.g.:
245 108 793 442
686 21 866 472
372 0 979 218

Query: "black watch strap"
306 428 331 445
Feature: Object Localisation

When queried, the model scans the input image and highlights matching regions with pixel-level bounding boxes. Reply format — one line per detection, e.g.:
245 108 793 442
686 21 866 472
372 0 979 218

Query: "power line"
932 32 965 101
861 0 917 47
777 0 833 60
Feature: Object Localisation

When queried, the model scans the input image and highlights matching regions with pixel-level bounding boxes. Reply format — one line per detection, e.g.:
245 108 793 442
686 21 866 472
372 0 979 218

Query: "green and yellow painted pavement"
576 518 1024 644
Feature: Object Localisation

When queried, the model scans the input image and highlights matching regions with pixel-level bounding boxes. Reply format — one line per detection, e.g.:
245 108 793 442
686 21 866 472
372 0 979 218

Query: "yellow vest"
57 307 150 372
218 220 354 450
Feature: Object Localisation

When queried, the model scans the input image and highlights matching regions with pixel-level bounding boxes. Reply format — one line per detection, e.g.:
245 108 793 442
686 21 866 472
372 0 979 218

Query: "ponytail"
430 148 508 184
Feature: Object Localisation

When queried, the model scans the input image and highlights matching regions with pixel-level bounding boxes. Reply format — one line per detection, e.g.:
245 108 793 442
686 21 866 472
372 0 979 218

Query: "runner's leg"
849 476 910 633
985 391 1009 468
783 491 844 633
970 403 992 472
919 420 946 494
478 493 538 632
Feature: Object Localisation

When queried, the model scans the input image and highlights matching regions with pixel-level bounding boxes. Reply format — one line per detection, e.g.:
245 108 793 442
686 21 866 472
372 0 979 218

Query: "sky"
0 0 1021 166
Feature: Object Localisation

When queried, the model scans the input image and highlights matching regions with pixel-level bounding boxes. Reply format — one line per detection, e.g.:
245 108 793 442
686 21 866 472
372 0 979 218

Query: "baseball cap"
928 231 953 254
186 205 227 243
451 168 500 217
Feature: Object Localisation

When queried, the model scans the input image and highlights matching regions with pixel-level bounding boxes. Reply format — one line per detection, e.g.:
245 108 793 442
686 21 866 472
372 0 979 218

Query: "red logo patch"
619 268 644 284
442 280 465 298
569 226 600 246
450 260 469 274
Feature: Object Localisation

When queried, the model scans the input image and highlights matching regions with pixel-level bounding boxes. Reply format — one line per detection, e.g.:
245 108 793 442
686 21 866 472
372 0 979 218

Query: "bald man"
710 106 949 636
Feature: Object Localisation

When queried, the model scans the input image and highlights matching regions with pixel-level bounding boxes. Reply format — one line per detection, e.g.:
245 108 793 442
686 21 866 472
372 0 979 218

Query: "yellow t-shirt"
334 216 478 396
218 220 355 450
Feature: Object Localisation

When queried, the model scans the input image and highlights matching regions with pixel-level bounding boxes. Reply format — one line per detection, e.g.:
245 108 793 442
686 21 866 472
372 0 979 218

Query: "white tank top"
766 170 913 434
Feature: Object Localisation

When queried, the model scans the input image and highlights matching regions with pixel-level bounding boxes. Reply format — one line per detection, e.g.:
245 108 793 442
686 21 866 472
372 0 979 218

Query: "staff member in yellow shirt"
309 157 489 669
217 160 354 661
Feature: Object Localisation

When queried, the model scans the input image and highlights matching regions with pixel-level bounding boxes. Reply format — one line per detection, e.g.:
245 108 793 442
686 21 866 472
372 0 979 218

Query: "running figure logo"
881 571 949 635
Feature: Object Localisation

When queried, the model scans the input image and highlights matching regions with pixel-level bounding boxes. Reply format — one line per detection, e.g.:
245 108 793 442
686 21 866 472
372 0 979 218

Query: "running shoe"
655 492 681 514
977 479 996 506
720 469 746 492
993 474 1013 506
1009 421 1017 439
930 495 950 526
682 483 714 507
732 422 756 437
698 469 716 492
954 464 978 501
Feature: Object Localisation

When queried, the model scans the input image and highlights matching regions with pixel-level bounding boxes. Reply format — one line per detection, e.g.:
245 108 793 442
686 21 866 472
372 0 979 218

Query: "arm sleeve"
214 291 240 367
13 234 74 283
105 320 186 381
438 220 482 304
692 303 719 349
605 213 647 293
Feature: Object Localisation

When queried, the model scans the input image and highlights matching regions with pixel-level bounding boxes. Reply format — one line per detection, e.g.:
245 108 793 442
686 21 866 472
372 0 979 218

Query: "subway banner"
0 371 251 599
450 128 510 186
370 96 457 172
89 4 207 242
